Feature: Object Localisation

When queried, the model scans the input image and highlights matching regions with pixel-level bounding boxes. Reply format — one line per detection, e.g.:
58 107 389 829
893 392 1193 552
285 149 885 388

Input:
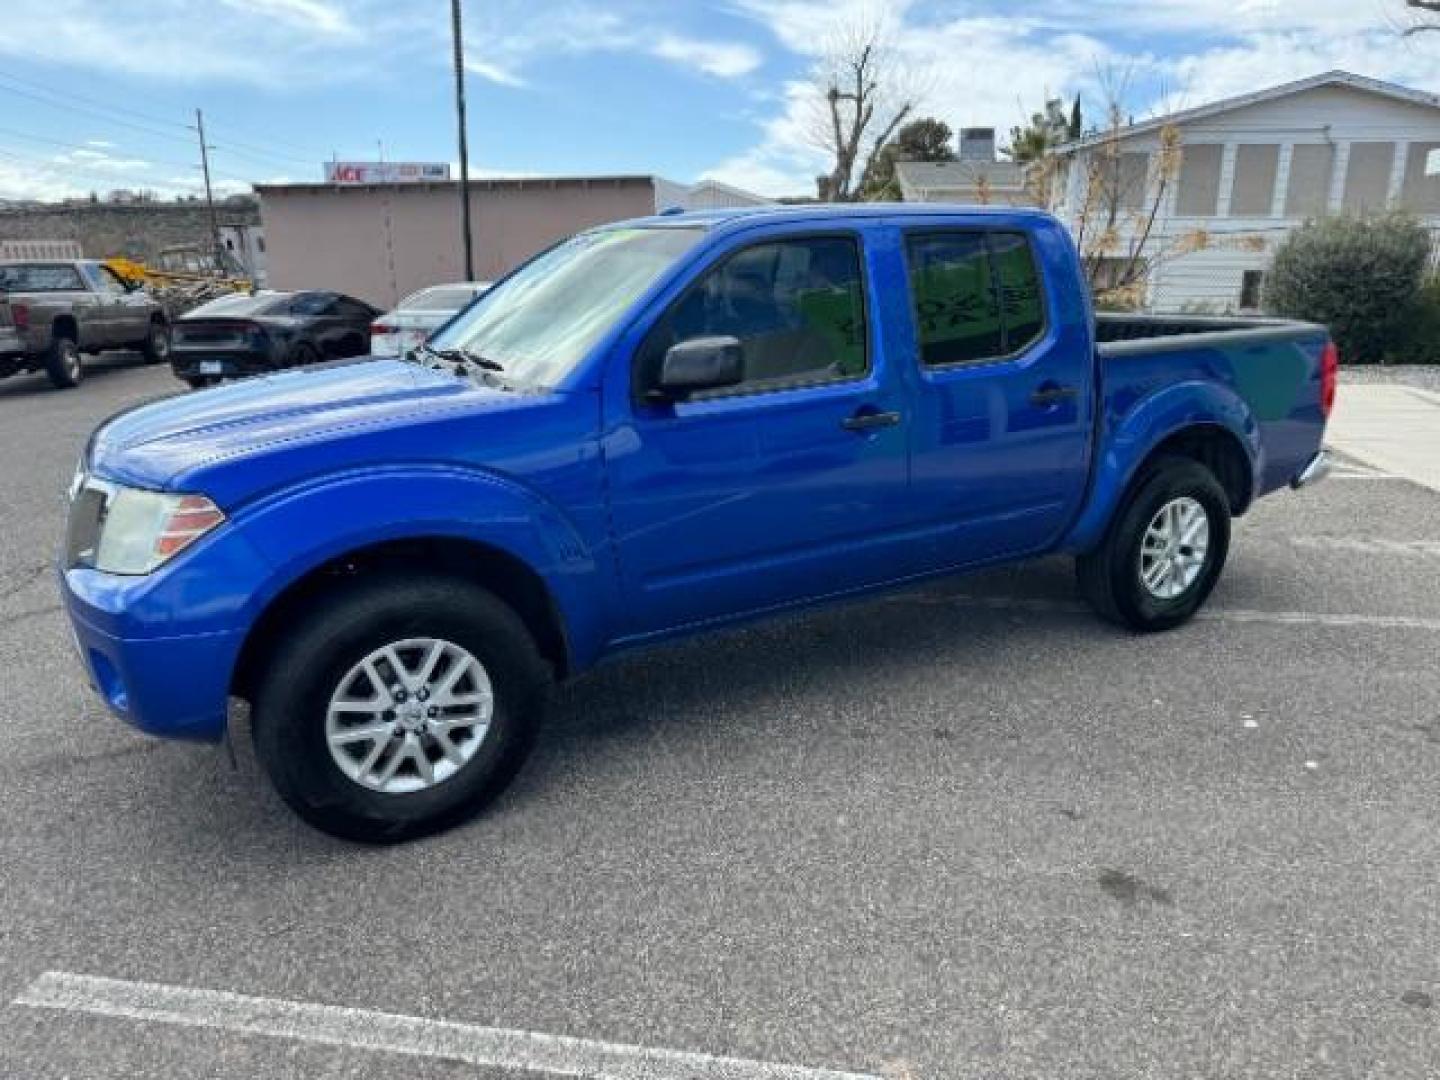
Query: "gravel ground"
1340 364 1440 393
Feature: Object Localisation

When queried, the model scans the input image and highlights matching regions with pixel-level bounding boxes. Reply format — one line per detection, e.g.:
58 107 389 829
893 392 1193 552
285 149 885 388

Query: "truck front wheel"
252 574 551 842
1076 456 1231 632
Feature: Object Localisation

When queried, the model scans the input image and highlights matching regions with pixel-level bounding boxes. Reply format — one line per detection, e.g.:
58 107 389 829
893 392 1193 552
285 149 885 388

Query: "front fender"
231 464 614 669
1061 379 1259 553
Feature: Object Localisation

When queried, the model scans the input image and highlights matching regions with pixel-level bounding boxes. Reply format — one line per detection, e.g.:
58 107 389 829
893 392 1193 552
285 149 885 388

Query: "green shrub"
1263 213 1433 364
1384 275 1440 365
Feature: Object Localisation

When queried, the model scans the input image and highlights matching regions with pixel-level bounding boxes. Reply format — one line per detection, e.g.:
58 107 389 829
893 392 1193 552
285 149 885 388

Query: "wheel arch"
1063 381 1259 554
230 534 572 704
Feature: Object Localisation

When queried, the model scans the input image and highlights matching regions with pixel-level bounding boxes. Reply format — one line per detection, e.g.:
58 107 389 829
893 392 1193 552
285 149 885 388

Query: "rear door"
898 220 1094 566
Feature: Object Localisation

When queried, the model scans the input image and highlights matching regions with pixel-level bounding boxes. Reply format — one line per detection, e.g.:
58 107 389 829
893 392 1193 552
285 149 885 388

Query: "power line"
0 146 208 195
0 71 318 172
0 123 258 187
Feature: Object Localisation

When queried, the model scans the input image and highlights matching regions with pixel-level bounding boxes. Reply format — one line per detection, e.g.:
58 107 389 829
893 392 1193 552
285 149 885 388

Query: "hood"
88 357 562 500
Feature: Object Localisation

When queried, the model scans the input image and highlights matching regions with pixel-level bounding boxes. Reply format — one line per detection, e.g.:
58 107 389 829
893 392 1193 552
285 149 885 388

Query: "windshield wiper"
412 342 505 374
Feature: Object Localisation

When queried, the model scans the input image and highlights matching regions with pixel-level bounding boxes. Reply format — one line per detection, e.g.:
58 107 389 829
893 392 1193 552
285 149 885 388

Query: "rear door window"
904 231 1047 367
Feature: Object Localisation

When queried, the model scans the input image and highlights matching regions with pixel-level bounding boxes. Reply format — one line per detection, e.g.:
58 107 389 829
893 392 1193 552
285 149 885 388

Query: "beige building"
895 128 1036 206
256 175 770 307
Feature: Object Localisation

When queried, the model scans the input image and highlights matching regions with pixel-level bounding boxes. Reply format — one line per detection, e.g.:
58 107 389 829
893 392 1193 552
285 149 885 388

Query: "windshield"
428 226 704 388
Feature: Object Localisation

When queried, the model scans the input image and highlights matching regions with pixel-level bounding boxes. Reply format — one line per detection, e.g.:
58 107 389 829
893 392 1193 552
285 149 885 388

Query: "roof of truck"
633 202 1055 230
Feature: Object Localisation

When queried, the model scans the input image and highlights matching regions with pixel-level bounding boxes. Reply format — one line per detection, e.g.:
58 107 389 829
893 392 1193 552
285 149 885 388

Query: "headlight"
93 487 226 575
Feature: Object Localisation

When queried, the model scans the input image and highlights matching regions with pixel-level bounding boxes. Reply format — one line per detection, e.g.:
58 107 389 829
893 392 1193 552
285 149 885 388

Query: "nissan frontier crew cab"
60 206 1335 841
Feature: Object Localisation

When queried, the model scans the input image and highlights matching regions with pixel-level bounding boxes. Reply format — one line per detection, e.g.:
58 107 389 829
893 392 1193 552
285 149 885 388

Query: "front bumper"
1290 447 1331 490
64 584 241 741
59 526 273 742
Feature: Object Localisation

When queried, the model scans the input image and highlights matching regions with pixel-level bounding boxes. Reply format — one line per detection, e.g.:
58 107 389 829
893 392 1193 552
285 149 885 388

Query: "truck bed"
1095 312 1323 351
1092 312 1331 504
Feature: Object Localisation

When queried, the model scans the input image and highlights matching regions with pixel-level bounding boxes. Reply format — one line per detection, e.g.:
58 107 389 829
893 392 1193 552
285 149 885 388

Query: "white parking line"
13 972 881 1080
904 594 1440 632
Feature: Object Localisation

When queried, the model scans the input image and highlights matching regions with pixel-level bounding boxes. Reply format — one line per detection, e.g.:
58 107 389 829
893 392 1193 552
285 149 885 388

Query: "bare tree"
807 17 924 202
1401 0 1440 33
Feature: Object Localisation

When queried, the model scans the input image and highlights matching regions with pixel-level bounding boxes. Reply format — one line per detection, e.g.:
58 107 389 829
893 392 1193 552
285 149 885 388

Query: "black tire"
44 332 83 389
252 574 551 842
289 343 321 367
1076 455 1231 632
140 319 170 364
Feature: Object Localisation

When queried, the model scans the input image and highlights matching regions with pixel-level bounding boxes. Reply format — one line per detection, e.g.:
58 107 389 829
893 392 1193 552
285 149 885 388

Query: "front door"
604 228 914 639
898 222 1095 567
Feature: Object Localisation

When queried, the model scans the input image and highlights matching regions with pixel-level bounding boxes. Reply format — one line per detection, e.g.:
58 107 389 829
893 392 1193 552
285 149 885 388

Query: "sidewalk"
1326 383 1440 493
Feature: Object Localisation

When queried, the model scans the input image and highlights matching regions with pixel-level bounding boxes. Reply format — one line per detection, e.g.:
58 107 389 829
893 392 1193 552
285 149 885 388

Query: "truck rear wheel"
251 574 551 842
1076 456 1231 632
44 332 83 389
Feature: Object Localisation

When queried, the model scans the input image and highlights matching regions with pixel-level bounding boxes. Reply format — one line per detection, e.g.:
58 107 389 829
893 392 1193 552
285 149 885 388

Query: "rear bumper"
1290 448 1331 490
170 347 274 381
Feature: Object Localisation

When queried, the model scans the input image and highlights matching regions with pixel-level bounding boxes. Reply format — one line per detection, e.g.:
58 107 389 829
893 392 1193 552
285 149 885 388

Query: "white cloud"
219 0 356 38
61 148 150 170
464 3 763 85
464 58 528 89
650 34 762 78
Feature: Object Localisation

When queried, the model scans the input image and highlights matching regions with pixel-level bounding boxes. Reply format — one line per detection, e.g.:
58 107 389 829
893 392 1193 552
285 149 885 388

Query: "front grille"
64 481 110 569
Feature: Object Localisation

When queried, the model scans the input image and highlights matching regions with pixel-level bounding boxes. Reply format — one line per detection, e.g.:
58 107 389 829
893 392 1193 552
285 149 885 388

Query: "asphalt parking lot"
1 355 1437 1079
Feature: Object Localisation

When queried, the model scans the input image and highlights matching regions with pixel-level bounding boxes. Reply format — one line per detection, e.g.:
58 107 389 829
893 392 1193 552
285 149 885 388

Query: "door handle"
1029 383 1078 407
841 409 902 432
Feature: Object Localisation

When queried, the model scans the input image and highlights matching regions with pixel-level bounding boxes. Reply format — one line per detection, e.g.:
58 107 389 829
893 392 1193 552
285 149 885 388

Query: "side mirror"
653 336 743 400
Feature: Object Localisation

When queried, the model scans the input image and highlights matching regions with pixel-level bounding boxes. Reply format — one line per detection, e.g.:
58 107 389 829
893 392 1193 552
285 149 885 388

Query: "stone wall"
0 200 260 262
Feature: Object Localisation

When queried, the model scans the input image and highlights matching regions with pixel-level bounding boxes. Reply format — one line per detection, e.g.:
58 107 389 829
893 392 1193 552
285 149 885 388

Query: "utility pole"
449 0 475 281
193 108 223 271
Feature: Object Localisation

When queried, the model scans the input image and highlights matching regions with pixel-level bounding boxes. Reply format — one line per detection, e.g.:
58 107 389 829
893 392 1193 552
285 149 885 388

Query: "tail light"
371 323 395 336
11 302 28 331
1320 341 1338 419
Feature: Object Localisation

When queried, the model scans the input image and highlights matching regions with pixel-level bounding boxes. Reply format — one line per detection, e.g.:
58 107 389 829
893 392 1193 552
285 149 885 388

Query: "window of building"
1176 143 1223 216
1239 270 1264 311
1230 144 1280 217
1285 143 1336 217
1342 142 1395 214
637 235 869 398
904 231 1046 367
256 236 267 254
1113 152 1150 212
1400 142 1440 213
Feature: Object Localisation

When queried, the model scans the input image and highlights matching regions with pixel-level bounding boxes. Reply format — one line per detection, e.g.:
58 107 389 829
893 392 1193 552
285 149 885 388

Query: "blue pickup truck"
60 206 1335 840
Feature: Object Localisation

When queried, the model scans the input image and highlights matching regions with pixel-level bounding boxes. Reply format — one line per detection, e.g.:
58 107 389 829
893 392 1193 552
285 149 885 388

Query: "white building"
1047 71 1440 312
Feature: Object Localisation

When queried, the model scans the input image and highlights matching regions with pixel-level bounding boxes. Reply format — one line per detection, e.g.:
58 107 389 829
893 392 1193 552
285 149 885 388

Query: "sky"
0 0 1436 203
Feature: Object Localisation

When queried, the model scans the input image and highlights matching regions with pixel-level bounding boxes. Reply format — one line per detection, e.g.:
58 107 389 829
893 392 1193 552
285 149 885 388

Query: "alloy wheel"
1138 496 1210 600
325 637 494 794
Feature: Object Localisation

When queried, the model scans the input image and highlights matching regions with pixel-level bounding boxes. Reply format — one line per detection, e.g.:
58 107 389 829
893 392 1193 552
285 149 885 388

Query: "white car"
369 281 491 357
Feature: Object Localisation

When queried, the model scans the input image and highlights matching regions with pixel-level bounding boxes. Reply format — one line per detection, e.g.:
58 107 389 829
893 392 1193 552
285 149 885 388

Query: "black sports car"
171 290 381 388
